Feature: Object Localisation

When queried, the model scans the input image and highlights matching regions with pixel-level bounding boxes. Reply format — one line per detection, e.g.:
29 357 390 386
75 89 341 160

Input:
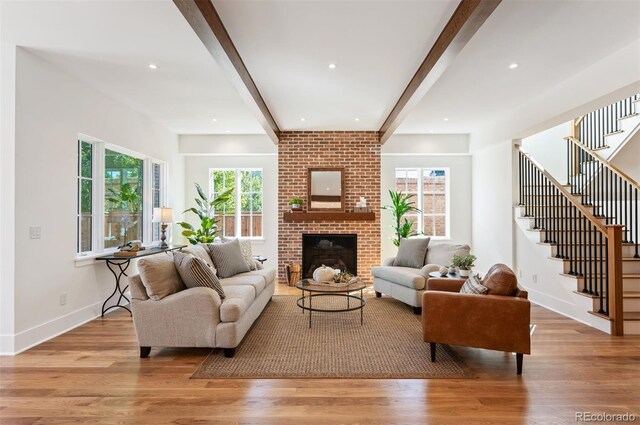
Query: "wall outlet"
59 293 67 306
532 274 537 283
29 226 41 239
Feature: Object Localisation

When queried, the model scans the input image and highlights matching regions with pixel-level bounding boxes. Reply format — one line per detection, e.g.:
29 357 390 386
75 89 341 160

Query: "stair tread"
588 310 612 321
538 242 635 246
573 291 640 299
561 273 640 279
618 112 638 120
548 256 640 262
624 312 640 321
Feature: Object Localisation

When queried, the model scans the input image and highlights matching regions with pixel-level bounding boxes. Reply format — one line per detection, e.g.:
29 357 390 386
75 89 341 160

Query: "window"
211 169 263 238
395 168 449 239
76 138 166 256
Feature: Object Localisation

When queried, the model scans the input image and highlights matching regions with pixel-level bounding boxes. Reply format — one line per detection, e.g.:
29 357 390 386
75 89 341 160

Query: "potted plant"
177 183 234 245
451 254 477 277
382 190 422 247
289 198 304 211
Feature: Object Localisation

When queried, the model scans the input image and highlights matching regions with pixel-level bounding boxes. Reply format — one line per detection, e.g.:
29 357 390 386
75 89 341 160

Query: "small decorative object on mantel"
288 198 304 212
312 264 340 283
354 196 369 212
451 253 477 277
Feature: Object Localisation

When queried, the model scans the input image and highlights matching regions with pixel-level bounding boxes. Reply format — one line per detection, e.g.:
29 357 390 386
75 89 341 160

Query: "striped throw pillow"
206 238 251 278
460 275 488 295
173 251 225 299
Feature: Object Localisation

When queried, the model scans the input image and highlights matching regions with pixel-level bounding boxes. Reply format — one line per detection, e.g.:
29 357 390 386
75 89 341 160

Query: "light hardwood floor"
1 284 639 424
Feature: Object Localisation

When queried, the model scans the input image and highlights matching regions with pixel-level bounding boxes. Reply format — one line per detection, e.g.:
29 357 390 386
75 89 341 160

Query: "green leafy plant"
177 183 234 245
382 190 422 247
289 198 303 205
106 182 141 244
451 254 477 271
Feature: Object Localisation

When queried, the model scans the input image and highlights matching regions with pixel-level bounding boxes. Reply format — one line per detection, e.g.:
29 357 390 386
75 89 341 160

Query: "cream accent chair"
371 242 470 314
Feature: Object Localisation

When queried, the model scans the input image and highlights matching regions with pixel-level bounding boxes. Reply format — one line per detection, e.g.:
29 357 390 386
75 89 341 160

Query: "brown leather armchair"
422 264 531 374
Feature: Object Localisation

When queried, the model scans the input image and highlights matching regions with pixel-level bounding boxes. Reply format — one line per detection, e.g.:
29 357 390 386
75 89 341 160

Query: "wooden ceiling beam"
378 0 502 144
174 0 280 144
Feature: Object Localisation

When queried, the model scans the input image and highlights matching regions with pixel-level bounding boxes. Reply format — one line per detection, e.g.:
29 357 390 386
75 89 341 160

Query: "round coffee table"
295 279 366 328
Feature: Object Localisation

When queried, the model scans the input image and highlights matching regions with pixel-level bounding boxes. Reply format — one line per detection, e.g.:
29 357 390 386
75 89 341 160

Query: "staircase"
516 94 640 335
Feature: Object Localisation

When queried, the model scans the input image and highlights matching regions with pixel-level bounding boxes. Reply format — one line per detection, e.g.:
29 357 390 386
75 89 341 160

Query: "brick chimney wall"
278 131 381 283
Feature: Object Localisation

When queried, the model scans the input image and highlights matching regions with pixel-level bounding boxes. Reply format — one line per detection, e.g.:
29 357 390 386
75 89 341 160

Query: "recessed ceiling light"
509 63 519 69
148 63 158 70
429 129 434 133
354 118 360 122
211 118 217 122
300 118 306 122
443 118 449 122
328 63 337 69
225 130 231 133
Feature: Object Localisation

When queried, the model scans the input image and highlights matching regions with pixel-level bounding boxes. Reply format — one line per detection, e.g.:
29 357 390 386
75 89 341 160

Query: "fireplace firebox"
302 234 357 278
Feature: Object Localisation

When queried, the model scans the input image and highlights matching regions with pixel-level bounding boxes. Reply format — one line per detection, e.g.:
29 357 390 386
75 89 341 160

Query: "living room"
1 0 639 423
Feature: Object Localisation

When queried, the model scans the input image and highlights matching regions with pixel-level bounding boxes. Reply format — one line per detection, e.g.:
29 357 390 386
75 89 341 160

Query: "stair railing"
573 94 639 150
565 136 639 259
518 147 624 335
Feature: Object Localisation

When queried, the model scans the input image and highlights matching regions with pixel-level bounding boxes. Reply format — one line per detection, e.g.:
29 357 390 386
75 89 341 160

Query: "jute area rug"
191 295 473 379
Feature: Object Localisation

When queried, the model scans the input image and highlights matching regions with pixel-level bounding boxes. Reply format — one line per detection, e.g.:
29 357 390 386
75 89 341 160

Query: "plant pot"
458 269 471 277
290 204 302 211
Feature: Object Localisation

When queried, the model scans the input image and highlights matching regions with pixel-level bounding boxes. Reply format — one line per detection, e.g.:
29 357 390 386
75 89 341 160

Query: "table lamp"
152 207 173 248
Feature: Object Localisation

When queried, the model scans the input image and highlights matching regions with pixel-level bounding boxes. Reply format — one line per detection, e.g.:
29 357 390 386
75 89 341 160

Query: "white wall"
5 48 184 354
470 140 516 274
611 131 640 182
0 41 17 354
380 134 471 261
522 121 572 182
180 135 278 271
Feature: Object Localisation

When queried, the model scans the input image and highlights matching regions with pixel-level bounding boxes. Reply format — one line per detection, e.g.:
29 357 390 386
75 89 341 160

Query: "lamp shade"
152 207 173 223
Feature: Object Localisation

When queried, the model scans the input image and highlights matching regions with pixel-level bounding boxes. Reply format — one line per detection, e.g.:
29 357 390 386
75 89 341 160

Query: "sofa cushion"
181 244 216 273
371 266 426 290
426 243 471 267
206 238 251 278
482 263 518 296
393 237 430 269
243 268 277 286
221 237 257 271
460 275 489 295
137 253 186 300
219 285 256 322
173 251 225 299
220 273 266 297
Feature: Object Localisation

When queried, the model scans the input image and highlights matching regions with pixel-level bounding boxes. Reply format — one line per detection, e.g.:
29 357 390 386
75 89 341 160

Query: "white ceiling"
2 0 639 138
0 0 264 134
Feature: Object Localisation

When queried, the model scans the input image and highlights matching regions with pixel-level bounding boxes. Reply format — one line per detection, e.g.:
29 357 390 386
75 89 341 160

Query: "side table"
96 245 186 317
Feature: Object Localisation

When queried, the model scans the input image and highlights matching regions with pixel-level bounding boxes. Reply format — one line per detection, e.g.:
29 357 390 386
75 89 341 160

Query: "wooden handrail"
564 136 639 189
519 146 608 234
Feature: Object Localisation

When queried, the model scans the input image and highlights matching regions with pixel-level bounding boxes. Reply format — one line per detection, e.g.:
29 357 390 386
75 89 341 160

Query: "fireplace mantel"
282 212 375 222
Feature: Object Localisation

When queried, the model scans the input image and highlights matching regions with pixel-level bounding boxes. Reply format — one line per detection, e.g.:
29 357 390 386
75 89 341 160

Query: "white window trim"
76 135 167 260
209 167 264 239
396 167 450 240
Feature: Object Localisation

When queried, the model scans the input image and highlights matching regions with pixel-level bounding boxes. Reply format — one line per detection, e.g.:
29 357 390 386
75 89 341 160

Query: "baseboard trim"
0 334 15 355
7 300 128 355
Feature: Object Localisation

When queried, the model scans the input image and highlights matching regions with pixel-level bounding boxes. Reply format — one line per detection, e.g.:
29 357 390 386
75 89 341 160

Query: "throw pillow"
206 238 251 278
393 237 431 269
460 275 488 295
221 236 257 270
482 263 518 296
181 244 216 274
137 253 186 300
173 251 225 299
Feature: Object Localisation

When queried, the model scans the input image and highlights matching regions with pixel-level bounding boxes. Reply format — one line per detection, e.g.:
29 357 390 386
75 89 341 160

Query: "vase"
458 269 470 277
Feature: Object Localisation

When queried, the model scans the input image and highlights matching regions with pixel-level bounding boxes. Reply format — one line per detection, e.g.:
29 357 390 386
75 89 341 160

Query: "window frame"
395 167 450 240
209 168 264 240
76 135 167 259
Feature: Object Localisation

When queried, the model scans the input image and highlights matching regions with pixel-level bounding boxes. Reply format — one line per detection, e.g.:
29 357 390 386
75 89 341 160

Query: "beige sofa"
130 265 275 358
371 242 470 314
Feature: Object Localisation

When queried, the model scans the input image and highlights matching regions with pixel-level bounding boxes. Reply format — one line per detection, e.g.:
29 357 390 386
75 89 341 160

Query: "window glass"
104 149 143 248
152 163 161 241
211 169 263 238
77 141 93 253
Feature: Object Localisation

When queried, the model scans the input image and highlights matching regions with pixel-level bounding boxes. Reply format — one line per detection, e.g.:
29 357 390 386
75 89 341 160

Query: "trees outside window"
211 169 263 238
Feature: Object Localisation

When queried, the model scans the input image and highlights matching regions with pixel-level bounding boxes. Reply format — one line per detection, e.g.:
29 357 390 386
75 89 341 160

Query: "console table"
96 245 186 317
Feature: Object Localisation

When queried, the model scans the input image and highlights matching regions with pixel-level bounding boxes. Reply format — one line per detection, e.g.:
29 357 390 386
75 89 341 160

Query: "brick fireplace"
278 131 381 282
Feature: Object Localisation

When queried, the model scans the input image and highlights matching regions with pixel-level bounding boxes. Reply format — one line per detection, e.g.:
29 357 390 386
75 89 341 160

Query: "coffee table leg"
301 288 305 313
309 294 312 328
360 288 363 326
